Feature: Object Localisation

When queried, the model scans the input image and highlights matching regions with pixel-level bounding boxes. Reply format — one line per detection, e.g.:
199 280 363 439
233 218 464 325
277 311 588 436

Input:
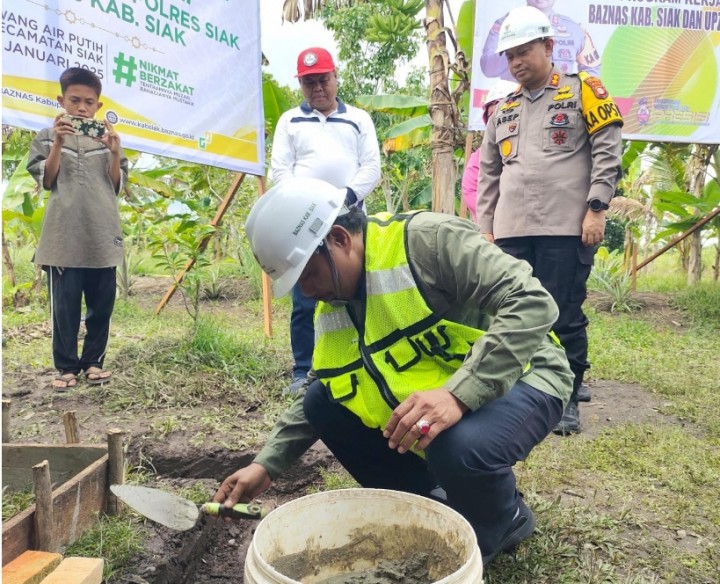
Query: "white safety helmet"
496 6 554 54
245 178 346 297
483 79 520 123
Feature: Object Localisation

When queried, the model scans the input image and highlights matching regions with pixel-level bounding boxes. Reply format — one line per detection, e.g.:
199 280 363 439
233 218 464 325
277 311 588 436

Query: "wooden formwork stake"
63 411 80 444
2 398 11 442
106 428 125 515
32 460 56 552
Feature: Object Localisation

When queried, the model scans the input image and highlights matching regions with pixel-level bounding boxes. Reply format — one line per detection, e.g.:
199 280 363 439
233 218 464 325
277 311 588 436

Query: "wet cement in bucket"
271 524 463 583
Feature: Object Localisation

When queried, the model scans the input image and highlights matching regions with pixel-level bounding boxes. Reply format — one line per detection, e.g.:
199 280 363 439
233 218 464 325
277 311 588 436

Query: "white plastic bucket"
244 488 483 584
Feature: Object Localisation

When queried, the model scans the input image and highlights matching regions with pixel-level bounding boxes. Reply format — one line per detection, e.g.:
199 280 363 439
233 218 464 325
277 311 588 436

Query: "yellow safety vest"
313 212 487 431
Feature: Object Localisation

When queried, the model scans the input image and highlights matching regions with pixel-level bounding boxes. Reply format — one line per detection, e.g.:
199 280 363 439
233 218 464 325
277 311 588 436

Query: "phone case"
64 115 107 137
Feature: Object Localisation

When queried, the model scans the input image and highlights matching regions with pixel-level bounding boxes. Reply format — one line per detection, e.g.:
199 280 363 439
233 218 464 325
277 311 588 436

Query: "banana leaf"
356 94 428 117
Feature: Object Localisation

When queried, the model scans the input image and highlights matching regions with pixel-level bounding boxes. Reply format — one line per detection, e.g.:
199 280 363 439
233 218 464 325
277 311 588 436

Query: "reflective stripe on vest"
313 212 487 436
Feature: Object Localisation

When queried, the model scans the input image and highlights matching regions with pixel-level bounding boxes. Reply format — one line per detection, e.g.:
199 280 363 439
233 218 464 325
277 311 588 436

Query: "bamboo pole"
155 172 249 314
2 399 10 443
106 428 125 516
33 460 55 551
63 411 80 444
633 206 720 274
257 175 273 338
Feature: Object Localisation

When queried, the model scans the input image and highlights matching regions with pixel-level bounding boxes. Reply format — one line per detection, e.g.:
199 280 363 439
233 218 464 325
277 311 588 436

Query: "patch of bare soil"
587 290 690 331
118 444 337 584
572 379 687 440
129 275 258 312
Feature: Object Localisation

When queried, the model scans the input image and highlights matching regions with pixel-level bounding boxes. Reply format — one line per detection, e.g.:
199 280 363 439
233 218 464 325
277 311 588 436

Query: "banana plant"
355 94 430 152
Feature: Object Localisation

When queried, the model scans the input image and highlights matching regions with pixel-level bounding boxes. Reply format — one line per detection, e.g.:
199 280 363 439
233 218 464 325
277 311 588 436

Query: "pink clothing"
461 149 481 221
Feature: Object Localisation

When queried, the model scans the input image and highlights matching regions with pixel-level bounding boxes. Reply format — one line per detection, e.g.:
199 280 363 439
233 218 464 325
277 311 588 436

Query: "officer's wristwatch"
588 199 610 212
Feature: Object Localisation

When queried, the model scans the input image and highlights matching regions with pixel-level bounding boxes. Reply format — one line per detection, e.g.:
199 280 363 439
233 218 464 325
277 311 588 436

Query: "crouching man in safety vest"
214 178 573 564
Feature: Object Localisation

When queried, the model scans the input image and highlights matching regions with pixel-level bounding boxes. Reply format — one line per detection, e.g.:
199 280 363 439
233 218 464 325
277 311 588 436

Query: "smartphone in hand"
62 115 107 138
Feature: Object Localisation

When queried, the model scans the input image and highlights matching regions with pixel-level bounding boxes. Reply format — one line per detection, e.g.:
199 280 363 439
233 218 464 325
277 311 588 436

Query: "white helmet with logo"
245 178 346 297
496 6 554 54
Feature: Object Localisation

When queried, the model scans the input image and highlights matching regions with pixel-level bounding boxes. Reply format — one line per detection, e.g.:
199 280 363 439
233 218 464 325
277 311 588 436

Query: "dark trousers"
304 379 563 558
45 267 116 374
290 283 316 379
496 236 594 399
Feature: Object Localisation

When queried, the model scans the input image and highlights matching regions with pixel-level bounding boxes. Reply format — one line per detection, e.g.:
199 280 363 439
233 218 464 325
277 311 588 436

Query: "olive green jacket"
254 212 573 479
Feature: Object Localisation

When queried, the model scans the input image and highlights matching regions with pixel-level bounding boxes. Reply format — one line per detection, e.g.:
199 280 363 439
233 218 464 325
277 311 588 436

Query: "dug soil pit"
117 443 337 584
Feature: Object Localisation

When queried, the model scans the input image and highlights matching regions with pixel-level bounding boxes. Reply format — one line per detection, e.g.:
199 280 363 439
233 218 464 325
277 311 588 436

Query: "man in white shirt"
270 47 381 394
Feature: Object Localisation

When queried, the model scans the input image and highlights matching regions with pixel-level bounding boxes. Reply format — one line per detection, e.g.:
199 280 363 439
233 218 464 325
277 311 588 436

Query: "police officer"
481 0 601 81
476 6 623 434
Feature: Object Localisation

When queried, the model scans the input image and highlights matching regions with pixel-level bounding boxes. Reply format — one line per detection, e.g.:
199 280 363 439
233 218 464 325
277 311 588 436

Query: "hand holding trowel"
110 484 267 531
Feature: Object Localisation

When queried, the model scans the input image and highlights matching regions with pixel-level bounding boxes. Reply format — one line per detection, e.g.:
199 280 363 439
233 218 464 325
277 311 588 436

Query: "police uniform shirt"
477 70 623 239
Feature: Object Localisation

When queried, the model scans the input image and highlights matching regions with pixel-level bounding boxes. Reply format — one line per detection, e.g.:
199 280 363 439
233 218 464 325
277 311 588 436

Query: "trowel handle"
200 502 266 521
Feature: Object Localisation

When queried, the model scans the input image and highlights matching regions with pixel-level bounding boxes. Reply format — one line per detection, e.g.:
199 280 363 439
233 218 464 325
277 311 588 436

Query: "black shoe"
553 400 581 435
577 383 591 402
482 499 537 565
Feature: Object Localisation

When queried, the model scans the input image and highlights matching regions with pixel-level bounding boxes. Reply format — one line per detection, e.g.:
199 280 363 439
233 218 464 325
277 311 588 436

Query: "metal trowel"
110 484 266 531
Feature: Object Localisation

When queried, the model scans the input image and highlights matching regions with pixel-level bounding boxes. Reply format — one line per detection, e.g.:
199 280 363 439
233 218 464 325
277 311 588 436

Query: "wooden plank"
39 558 103 584
2 550 62 584
2 445 107 492
2 455 108 566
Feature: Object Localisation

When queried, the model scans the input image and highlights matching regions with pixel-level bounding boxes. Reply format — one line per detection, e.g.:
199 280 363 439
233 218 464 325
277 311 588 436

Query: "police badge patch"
582 76 608 99
551 113 570 126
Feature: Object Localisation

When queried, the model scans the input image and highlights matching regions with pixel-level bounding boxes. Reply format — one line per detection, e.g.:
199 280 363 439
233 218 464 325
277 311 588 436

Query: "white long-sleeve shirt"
270 98 381 205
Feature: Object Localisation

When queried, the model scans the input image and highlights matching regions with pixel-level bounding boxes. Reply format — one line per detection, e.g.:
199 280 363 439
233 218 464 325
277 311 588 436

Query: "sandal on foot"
52 373 78 392
85 367 112 386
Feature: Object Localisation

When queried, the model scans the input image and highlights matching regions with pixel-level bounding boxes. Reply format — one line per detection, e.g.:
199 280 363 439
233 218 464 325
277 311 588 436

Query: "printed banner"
469 0 720 144
2 0 264 174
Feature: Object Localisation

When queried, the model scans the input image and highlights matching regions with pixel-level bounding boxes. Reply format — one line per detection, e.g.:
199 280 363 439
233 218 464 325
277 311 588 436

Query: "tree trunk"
713 241 719 282
686 144 707 285
425 0 457 215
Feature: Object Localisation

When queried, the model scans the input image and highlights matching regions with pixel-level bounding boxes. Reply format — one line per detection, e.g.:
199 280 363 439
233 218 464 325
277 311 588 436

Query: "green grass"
4 262 720 582
587 308 720 437
490 302 720 583
306 466 360 494
2 488 35 521
65 514 146 581
671 282 720 327
635 247 717 292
